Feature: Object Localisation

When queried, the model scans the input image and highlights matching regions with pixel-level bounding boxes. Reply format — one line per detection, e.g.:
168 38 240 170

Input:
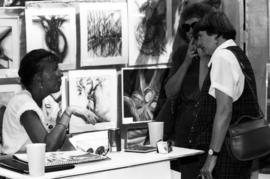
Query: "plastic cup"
26 143 46 176
148 122 164 147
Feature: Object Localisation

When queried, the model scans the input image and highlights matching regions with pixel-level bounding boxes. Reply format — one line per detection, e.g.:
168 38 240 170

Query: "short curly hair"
18 49 60 90
193 11 236 40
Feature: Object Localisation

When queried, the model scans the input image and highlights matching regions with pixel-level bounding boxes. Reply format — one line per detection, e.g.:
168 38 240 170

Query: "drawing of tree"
76 77 111 123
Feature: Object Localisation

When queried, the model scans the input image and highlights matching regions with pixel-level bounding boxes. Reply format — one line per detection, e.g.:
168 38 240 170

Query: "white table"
0 147 203 179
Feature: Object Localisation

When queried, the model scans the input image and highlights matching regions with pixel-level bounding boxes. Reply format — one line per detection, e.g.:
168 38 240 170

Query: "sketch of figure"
135 0 167 56
123 68 166 122
0 27 12 69
87 10 122 57
34 15 68 63
76 76 111 123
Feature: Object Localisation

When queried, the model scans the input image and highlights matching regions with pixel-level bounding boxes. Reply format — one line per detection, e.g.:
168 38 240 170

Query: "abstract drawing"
69 69 117 133
122 67 168 123
80 2 128 66
0 16 20 70
128 0 173 65
25 7 76 70
36 15 68 62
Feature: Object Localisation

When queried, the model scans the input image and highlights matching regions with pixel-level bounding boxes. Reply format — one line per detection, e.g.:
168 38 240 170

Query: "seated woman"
2 49 98 154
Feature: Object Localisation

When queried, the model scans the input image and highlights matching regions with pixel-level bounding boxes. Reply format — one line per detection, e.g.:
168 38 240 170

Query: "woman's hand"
186 38 199 62
200 155 217 179
68 106 98 125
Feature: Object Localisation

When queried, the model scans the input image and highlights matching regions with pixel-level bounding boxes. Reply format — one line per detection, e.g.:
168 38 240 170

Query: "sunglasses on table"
182 22 197 32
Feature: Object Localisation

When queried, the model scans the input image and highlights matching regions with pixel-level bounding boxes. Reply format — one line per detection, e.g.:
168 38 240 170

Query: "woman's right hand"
186 38 199 62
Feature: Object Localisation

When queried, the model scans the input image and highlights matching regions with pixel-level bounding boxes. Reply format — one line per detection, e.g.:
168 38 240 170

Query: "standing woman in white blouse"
2 49 98 154
190 12 261 178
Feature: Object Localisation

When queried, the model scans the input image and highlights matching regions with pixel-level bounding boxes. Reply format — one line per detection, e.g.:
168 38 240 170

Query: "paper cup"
26 143 46 176
148 122 164 147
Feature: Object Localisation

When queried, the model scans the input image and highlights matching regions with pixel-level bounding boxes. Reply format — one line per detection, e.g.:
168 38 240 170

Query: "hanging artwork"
79 2 128 66
25 7 77 70
121 66 168 123
0 16 20 69
68 69 117 133
128 0 173 66
0 8 25 78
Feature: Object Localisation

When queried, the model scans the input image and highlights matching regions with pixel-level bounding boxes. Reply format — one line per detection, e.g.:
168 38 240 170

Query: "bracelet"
57 122 68 130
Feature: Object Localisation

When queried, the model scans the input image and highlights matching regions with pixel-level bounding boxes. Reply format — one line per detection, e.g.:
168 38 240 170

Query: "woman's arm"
21 106 97 151
200 89 233 179
165 39 197 98
21 110 68 151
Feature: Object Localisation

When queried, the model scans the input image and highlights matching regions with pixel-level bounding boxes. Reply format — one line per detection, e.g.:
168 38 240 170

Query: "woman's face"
196 31 217 56
40 61 63 94
183 17 200 41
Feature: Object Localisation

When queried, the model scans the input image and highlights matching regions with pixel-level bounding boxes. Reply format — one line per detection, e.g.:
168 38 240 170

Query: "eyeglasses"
182 22 197 32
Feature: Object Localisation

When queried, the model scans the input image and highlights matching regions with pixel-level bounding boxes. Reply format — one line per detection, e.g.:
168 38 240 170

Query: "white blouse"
2 90 46 154
208 40 245 102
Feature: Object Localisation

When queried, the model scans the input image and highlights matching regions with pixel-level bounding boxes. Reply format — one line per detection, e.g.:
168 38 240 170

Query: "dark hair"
204 0 221 9
193 11 236 40
179 2 214 41
181 3 213 22
18 49 59 90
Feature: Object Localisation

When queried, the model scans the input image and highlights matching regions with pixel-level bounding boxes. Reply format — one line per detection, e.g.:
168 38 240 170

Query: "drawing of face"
144 88 155 103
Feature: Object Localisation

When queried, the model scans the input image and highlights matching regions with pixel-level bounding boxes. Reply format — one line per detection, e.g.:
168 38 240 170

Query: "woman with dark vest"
190 11 260 178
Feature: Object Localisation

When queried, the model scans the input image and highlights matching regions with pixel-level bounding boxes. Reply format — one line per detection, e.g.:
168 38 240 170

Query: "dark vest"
188 46 260 150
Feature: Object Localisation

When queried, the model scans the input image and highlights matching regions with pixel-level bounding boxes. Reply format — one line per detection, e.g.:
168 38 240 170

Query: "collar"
208 39 237 67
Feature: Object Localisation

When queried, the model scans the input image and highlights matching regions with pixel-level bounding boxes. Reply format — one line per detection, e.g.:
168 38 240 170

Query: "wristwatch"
208 149 220 156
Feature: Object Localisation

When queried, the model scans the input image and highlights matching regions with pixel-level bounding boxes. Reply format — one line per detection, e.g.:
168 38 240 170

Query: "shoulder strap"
226 46 264 119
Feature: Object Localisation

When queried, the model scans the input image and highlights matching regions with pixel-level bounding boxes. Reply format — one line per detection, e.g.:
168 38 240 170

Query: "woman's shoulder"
7 90 35 108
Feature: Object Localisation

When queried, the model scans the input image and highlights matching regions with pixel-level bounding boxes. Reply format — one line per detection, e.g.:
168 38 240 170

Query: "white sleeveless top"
2 90 47 154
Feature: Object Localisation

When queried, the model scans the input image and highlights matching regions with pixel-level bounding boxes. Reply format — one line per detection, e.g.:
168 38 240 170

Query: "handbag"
226 115 270 161
226 50 270 161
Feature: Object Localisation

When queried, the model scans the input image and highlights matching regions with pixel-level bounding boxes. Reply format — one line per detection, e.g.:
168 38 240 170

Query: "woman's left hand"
200 155 217 179
68 106 98 125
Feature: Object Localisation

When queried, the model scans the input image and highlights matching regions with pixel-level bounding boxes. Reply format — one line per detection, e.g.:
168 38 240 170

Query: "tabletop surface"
0 147 204 179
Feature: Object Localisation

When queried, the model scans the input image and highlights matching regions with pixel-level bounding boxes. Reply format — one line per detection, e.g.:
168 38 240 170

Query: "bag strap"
226 46 264 120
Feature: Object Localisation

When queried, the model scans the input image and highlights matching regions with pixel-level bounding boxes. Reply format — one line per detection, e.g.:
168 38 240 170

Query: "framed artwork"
121 66 168 124
68 69 117 133
25 7 77 70
0 81 21 109
0 7 25 78
79 2 128 66
0 16 20 70
128 0 173 66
